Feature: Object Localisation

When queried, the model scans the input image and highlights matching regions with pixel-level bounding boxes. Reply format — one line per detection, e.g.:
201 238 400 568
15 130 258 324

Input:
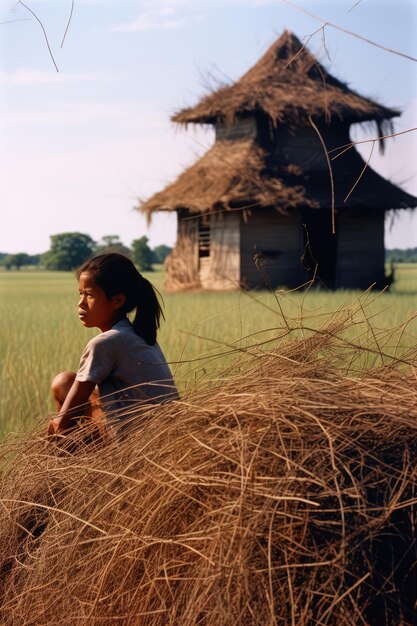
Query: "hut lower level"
168 206 385 291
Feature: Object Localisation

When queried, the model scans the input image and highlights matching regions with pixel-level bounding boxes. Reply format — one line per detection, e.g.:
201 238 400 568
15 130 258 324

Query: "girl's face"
78 272 125 332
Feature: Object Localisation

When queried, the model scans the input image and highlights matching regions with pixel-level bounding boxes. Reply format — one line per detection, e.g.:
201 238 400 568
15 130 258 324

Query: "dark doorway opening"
302 210 338 289
198 219 211 259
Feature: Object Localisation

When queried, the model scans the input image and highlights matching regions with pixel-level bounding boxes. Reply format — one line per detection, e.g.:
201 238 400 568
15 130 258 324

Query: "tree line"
385 248 417 264
2 235 415 271
0 233 172 272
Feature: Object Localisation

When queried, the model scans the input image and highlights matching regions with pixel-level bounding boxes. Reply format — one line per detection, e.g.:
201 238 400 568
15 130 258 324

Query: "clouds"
0 68 108 86
111 4 205 33
0 100 165 128
110 0 271 33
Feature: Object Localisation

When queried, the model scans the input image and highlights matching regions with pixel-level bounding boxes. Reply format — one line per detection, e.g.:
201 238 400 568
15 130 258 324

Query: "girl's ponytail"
132 275 164 346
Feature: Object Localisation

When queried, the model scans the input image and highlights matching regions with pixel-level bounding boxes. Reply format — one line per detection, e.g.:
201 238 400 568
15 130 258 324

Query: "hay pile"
0 312 416 625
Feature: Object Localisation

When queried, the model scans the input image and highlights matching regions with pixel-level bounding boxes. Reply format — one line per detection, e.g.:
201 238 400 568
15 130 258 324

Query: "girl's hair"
77 252 164 345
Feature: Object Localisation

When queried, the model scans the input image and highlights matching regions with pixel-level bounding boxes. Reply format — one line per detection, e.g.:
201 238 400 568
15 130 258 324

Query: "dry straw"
0 298 416 625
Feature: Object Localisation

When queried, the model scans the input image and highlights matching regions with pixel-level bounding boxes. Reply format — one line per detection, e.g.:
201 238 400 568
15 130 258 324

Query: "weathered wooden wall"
240 209 303 289
167 207 386 292
200 212 241 290
215 117 257 141
336 210 386 289
272 123 349 172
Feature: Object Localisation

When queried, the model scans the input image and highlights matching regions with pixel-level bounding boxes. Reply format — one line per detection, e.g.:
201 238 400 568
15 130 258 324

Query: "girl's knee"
51 371 76 400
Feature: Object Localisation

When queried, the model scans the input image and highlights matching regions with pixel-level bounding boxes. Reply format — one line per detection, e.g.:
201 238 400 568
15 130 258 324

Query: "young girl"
48 252 178 435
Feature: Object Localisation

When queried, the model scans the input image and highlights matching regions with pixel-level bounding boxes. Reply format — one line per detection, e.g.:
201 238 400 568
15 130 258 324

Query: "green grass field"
0 265 416 434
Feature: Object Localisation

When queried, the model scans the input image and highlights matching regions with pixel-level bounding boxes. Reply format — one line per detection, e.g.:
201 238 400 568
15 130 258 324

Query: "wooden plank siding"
274 126 329 172
336 210 385 289
240 210 304 289
170 208 386 292
201 212 241 290
215 117 257 141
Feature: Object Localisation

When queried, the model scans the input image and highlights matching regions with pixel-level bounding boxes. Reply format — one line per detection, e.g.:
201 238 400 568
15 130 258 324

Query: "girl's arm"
48 379 96 435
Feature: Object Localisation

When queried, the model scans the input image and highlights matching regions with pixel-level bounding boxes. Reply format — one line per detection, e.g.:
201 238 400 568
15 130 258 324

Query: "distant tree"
152 244 172 264
14 253 30 269
99 235 122 248
131 236 153 271
95 235 131 256
27 254 41 267
1 254 14 270
1 252 31 270
43 232 96 271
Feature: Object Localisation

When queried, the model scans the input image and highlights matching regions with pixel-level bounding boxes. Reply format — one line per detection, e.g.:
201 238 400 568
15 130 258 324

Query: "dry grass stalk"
0 307 416 625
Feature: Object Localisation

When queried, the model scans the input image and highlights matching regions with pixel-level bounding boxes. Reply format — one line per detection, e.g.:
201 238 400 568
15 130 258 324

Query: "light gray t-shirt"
76 319 178 420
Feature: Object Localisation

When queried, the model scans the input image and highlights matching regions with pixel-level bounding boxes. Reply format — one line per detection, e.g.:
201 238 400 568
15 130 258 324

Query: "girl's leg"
51 371 76 412
50 371 101 417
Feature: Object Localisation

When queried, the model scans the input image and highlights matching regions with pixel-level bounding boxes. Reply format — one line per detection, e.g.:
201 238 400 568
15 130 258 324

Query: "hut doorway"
198 218 211 286
302 211 338 288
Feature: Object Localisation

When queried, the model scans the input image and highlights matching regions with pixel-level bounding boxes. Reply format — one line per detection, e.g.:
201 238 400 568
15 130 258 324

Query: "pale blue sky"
0 0 416 253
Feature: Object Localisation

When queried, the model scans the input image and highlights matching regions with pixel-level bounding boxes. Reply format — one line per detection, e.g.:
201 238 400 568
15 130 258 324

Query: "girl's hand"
47 416 65 436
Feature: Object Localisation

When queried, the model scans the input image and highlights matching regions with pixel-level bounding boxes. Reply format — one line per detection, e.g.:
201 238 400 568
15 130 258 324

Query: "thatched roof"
140 137 417 216
173 31 399 127
140 138 310 216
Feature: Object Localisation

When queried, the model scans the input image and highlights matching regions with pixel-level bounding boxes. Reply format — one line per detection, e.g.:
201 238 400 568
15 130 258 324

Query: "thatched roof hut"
140 31 417 290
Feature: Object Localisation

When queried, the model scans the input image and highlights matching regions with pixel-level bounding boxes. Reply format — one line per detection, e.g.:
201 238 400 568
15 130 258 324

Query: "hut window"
198 219 211 258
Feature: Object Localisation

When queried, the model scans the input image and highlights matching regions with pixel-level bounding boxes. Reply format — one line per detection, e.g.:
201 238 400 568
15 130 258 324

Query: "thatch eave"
139 135 417 217
138 139 311 217
172 96 399 129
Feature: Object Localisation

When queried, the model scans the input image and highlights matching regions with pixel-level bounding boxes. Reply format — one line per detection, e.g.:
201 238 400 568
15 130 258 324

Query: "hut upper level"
140 30 417 218
172 30 399 133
